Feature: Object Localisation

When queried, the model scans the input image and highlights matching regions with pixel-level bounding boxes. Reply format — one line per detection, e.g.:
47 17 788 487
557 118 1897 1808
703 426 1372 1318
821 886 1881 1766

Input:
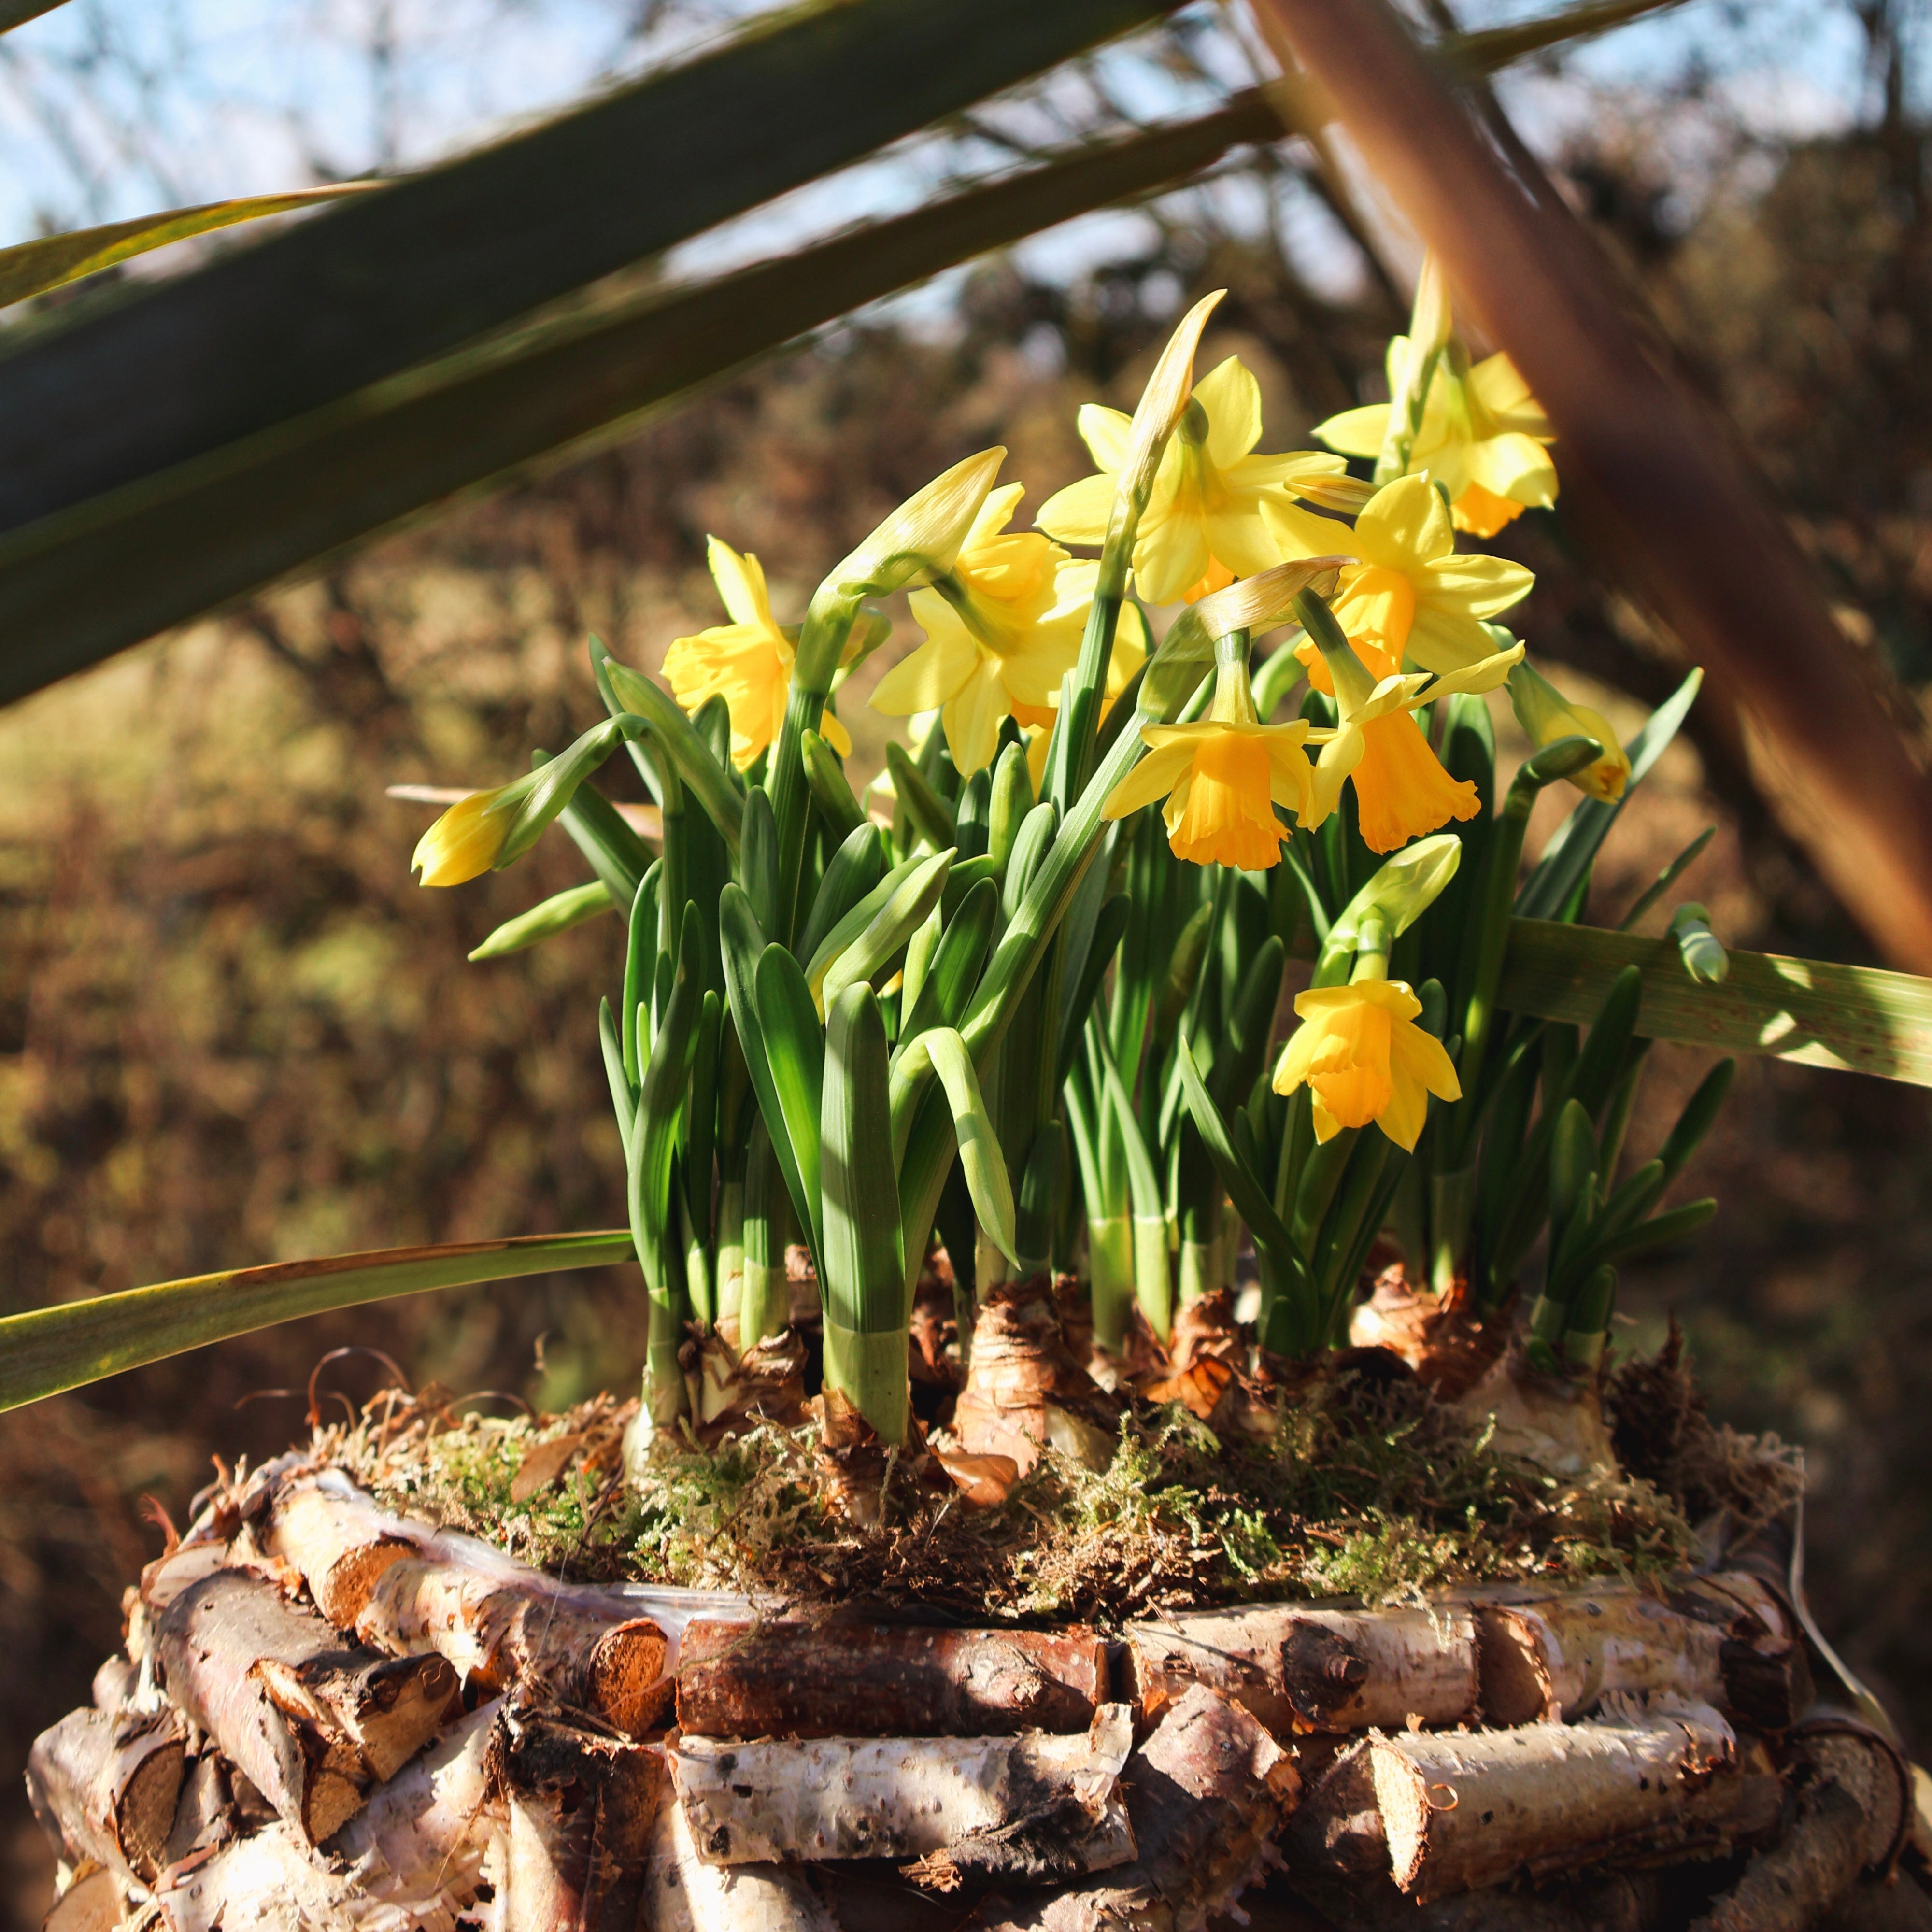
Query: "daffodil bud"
1410 250 1454 363
1506 661 1630 802
1322 835 1463 965
826 447 1007 601
1113 290 1223 516
411 715 631 886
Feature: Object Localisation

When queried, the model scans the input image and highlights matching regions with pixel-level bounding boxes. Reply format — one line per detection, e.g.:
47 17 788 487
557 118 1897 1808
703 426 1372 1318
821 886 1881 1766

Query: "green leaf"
0 0 1170 540
755 944 828 1257
986 740 1036 871
803 729 867 842
1175 1032 1301 1266
820 847 953 1012
599 996 634 1164
890 1027 1017 1268
886 739 957 850
468 880 613 959
719 882 818 1271
0 1229 635 1414
820 986 908 1435
556 775 653 909
628 910 703 1299
1617 826 1715 932
1516 671 1702 921
898 875 1000 1048
599 654 745 856
1002 801 1059 917
798 822 885 966
0 185 378 311
803 849 924 1000
1497 919 1932 1086
1591 1196 1717 1266
739 783 779 938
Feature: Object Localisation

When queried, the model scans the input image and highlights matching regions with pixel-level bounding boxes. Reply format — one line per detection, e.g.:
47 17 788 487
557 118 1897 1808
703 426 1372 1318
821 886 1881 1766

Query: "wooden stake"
676 1618 1106 1738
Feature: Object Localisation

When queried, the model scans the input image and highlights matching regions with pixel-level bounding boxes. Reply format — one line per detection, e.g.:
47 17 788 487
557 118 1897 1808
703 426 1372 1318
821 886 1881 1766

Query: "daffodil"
1507 661 1629 802
1275 473 1533 680
662 539 851 770
412 786 518 886
1038 357 1360 605
1272 980 1460 1150
1307 627 1523 854
1102 658 1318 870
869 483 1089 774
1316 341 1557 538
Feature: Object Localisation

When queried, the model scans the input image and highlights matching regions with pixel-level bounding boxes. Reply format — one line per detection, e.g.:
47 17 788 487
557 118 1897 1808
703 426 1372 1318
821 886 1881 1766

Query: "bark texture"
969 1683 1301 1931
25 1704 185 1885
671 1703 1135 1875
154 1567 458 1841
1122 1601 1479 1734
675 1617 1106 1738
1475 1591 1729 1724
645 1785 841 1932
1297 1697 1774 1901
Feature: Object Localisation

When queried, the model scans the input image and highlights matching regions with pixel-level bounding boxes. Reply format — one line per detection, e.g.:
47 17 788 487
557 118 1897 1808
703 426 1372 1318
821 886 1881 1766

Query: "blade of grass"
0 1231 633 1413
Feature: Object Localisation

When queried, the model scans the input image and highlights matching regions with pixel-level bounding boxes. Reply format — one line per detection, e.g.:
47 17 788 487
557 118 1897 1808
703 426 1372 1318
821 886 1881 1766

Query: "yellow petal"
1077 403 1132 473
1102 739 1199 818
941 651 1014 776
1403 605 1515 680
1260 494 1357 563
1463 430 1557 510
1377 1062 1430 1151
870 617 978 716
819 708 853 759
1390 1013 1462 1102
1192 355 1262 468
1036 471 1115 547
1314 401 1391 458
707 537 772 631
1133 511 1212 607
1353 472 1452 569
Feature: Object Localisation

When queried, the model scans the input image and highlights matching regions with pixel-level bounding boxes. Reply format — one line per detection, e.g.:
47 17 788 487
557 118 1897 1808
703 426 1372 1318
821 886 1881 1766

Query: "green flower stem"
1086 1214 1134 1350
769 590 862 948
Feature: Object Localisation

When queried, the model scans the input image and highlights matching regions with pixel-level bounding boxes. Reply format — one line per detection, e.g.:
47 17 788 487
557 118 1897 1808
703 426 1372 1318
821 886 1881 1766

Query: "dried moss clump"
324 1356 1716 1629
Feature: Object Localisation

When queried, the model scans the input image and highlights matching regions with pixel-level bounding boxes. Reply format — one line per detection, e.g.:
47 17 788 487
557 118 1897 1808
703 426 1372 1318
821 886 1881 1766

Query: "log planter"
28 1432 1932 1932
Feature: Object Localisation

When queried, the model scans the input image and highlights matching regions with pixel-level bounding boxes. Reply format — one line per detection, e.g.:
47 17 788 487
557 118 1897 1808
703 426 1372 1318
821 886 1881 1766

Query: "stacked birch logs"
28 1456 1930 1932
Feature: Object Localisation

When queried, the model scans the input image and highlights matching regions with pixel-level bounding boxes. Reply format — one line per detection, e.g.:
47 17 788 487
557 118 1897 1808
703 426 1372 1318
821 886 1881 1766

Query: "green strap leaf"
599 653 745 855
755 943 828 1258
1499 918 1932 1086
0 1230 633 1414
891 1027 1018 1269
468 880 613 960
802 848 926 999
886 739 957 850
802 729 867 842
629 910 703 1299
0 185 378 311
821 847 954 1012
897 876 1000 1050
1175 1032 1301 1267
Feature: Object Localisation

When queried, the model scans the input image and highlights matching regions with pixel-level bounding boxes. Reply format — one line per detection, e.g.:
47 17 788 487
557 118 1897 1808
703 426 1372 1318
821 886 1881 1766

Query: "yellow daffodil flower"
1272 980 1460 1150
1316 340 1557 538
662 539 851 770
870 483 1090 774
1308 632 1523 854
1038 357 1359 605
1276 473 1533 681
412 786 517 886
1507 661 1629 802
1102 659 1318 870
829 446 1008 599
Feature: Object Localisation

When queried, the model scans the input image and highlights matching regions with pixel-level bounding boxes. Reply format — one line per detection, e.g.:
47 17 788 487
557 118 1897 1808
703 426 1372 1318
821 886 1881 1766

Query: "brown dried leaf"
509 1432 582 1503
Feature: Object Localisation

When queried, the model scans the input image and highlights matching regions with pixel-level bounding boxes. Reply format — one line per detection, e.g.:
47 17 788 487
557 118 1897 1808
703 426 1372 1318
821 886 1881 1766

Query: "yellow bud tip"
412 788 512 886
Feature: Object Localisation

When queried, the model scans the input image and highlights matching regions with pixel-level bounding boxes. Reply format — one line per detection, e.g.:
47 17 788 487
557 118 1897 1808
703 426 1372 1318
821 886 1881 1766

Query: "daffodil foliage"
401 267 1745 1417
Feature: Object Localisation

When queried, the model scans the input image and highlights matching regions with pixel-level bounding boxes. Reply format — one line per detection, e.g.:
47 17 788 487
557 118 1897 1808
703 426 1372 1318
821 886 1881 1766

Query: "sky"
0 0 1893 321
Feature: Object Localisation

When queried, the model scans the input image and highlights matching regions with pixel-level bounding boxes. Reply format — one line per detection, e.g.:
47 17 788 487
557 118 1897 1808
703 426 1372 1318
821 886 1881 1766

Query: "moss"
324 1356 1720 1630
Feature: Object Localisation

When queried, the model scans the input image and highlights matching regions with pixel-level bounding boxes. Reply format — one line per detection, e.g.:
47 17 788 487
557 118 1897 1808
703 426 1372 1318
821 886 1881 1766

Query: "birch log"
1122 1602 1479 1734
1476 1592 1729 1725
488 1710 669 1932
25 1705 185 1885
646 1785 841 1932
1299 1698 1776 1902
969 1683 1301 1932
676 1619 1105 1738
257 1470 425 1626
155 1568 459 1842
42 1867 124 1932
670 1703 1135 1877
357 1552 668 1734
